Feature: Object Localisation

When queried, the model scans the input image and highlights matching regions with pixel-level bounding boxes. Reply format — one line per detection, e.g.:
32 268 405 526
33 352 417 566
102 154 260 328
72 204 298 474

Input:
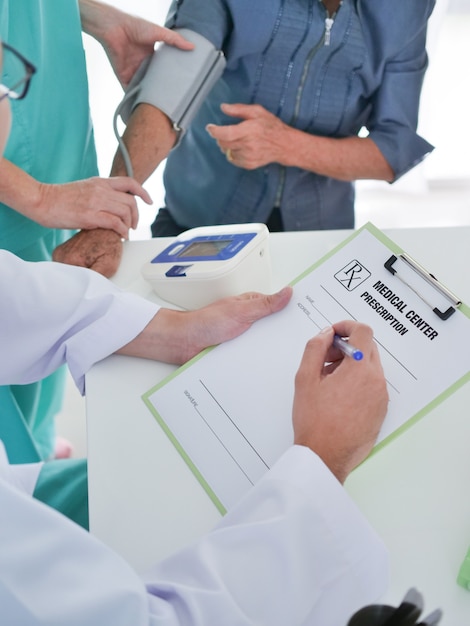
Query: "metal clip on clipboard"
384 253 462 321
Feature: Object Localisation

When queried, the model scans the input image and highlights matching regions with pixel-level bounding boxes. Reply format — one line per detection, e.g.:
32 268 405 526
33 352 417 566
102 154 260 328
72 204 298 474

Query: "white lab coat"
0 251 389 625
0 250 159 393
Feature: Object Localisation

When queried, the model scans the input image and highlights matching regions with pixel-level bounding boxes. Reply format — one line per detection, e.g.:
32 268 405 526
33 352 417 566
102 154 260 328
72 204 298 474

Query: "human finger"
220 102 266 120
224 147 246 167
154 26 195 50
211 140 240 164
112 188 139 231
232 287 293 323
332 321 379 362
295 326 336 386
91 211 136 239
205 121 246 144
109 176 153 204
79 192 136 234
109 177 153 229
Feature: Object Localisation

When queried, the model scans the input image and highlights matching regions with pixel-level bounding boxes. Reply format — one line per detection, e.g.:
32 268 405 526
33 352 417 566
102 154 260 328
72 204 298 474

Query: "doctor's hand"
206 103 291 170
37 177 151 239
53 228 123 279
79 0 194 88
292 321 389 484
117 287 293 365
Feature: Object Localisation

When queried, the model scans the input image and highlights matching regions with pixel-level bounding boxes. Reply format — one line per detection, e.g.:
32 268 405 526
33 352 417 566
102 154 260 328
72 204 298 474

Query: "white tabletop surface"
86 227 470 622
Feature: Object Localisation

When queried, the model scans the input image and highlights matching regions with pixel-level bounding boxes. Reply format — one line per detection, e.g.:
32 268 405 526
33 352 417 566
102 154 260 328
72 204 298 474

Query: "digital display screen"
179 239 232 258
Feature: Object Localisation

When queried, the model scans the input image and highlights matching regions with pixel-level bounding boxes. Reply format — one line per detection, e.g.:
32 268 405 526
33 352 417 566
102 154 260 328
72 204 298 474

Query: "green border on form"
142 347 227 515
142 222 470 509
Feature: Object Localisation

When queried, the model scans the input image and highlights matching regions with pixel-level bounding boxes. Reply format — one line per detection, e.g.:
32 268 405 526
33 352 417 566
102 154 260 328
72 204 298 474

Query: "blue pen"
333 334 363 361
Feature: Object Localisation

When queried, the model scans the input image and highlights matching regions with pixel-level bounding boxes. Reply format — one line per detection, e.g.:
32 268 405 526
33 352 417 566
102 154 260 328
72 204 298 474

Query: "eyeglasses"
0 42 36 102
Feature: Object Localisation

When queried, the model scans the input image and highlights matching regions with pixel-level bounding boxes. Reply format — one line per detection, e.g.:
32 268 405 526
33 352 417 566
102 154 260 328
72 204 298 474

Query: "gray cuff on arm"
117 28 226 137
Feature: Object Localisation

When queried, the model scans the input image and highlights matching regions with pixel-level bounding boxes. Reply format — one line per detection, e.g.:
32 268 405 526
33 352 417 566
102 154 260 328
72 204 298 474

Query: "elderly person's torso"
163 0 435 231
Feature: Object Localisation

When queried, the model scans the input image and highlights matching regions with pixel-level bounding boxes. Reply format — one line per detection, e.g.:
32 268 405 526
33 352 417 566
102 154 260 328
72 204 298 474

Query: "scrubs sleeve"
144 446 389 626
367 18 435 180
0 251 159 394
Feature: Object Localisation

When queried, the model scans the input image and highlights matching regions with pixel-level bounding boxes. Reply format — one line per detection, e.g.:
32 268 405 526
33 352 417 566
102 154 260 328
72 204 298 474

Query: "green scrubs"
0 0 98 458
0 0 97 527
33 458 89 530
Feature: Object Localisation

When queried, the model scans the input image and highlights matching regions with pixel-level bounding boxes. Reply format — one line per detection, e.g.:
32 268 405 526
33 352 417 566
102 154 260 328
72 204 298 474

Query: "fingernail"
320 326 333 335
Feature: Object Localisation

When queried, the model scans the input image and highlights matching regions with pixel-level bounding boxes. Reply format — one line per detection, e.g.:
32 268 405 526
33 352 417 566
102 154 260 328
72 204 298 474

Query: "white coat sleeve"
0 446 388 626
144 446 389 626
0 251 159 393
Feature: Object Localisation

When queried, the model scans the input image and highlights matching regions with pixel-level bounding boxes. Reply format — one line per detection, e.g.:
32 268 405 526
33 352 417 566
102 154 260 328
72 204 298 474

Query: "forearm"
78 0 121 44
0 159 45 222
116 308 193 365
279 127 394 182
111 103 177 181
117 287 293 366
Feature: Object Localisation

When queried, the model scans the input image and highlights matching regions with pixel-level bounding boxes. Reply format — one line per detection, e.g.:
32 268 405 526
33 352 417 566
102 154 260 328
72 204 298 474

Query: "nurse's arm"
0 157 147 238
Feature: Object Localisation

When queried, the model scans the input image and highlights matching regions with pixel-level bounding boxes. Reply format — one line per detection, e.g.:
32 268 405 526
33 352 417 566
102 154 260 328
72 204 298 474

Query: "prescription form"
143 223 470 512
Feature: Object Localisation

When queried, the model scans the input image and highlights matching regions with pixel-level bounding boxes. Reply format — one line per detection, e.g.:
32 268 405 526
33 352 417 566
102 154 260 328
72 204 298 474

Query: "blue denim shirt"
163 0 435 230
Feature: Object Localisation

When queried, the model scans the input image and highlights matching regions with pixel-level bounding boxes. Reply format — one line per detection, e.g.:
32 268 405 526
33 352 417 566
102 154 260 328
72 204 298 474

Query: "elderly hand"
37 177 151 239
52 228 123 278
292 321 389 483
206 103 290 170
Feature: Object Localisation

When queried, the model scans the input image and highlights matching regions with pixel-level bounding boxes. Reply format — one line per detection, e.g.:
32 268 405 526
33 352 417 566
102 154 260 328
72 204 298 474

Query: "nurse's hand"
79 1 194 88
37 177 151 239
292 321 389 484
52 228 123 278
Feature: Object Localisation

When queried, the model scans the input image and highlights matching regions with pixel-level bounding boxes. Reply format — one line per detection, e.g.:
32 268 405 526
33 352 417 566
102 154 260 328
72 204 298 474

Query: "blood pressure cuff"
118 28 226 140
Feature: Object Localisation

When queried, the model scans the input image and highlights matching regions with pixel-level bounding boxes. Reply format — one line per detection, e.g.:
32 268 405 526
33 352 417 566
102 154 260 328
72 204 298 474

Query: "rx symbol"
334 259 370 291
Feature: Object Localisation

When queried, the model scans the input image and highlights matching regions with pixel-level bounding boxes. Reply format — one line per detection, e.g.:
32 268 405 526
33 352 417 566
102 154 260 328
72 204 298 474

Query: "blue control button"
165 264 193 278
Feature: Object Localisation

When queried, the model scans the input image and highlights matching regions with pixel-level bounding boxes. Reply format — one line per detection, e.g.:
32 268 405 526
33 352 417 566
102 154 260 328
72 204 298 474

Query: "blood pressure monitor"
142 224 272 309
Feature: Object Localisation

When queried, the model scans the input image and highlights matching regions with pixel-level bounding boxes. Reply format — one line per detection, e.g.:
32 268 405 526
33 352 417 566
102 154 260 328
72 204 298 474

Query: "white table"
86 228 470 623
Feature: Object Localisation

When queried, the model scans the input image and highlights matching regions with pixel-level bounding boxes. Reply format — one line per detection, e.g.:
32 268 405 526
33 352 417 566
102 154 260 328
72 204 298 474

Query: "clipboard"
383 253 461 321
142 223 470 514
